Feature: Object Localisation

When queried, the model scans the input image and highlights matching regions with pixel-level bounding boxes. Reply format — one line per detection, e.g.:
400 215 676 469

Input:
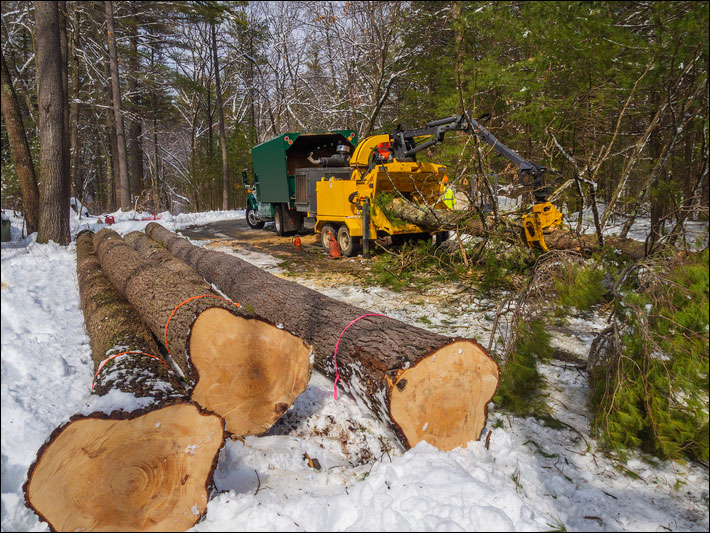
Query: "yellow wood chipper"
244 111 563 255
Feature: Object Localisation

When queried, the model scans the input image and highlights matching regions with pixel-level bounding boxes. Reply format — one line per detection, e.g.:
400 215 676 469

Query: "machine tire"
274 204 284 236
337 225 360 257
320 224 338 253
246 205 265 229
434 231 449 247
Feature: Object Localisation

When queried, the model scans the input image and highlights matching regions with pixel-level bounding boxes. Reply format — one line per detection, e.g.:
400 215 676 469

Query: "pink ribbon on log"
333 313 389 400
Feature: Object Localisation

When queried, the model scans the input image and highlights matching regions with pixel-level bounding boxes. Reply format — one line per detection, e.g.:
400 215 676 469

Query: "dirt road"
178 216 369 281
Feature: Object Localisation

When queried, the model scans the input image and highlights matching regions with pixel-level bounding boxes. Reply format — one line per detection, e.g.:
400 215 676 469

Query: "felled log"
23 231 225 532
146 223 500 451
387 197 646 259
76 231 186 398
93 228 312 435
124 230 206 286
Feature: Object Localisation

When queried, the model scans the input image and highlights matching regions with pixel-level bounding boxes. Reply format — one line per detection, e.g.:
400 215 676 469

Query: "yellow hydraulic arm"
522 202 564 252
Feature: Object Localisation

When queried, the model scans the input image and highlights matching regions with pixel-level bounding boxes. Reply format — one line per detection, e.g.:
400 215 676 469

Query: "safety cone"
328 231 341 258
293 235 302 252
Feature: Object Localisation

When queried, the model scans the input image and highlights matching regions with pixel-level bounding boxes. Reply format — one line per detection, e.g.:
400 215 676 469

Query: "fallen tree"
93 228 312 436
385 197 645 259
145 223 500 451
24 231 225 532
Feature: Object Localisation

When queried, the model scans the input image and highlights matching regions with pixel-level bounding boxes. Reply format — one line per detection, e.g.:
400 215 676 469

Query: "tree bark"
105 0 131 209
146 223 500 451
124 230 206 286
93 228 312 435
76 231 186 399
211 21 229 210
34 1 70 245
68 2 82 206
58 1 72 208
1 51 40 234
23 231 225 532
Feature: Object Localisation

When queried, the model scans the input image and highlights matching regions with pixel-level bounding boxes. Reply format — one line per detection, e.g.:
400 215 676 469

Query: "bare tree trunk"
105 0 131 209
58 1 71 212
94 228 312 435
104 94 118 212
68 2 82 208
25 234 224 531
146 224 499 451
35 1 69 245
211 21 229 210
127 3 143 198
1 51 40 234
150 45 159 212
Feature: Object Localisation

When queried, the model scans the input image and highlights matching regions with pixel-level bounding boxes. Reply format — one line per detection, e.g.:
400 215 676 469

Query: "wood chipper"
244 131 453 256
243 130 358 235
245 110 562 255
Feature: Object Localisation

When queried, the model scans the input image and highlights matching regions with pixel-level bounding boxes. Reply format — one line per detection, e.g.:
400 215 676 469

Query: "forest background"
1 0 708 247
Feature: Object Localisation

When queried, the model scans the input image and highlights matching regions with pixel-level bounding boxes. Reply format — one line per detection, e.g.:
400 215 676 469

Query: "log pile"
23 231 225 532
146 223 500 452
93 228 313 436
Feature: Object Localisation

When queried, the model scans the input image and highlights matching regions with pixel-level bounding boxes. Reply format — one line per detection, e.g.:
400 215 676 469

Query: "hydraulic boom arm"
390 111 563 251
391 111 549 201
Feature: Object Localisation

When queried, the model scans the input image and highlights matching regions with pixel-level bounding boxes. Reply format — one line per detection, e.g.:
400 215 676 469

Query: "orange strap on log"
90 351 173 392
163 295 240 355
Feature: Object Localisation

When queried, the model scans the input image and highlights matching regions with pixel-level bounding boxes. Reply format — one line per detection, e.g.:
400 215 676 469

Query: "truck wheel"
337 225 360 257
246 205 265 229
320 224 337 252
274 205 284 236
434 231 449 247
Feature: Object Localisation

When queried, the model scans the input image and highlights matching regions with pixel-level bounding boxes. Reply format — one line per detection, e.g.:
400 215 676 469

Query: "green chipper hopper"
243 130 357 235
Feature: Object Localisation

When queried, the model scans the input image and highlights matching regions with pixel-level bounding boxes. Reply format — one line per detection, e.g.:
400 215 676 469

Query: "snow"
2 209 708 532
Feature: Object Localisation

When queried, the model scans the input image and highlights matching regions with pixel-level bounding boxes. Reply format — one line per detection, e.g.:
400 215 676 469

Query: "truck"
244 111 563 255
244 129 358 235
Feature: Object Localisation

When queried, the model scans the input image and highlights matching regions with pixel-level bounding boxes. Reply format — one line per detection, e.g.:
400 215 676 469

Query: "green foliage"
554 262 606 311
372 193 409 230
476 242 532 294
590 250 710 461
494 318 554 416
367 238 465 291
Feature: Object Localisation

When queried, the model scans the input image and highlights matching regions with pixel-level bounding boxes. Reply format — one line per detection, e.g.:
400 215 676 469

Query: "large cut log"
386 197 646 259
146 223 500 451
24 231 225 532
93 228 312 435
124 230 206 286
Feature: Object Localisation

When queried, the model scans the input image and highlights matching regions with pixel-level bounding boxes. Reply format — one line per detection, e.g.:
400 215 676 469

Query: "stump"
93 228 313 436
23 232 225 532
146 223 500 451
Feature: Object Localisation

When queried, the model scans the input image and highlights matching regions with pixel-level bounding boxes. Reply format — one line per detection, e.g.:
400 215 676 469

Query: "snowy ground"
2 208 708 531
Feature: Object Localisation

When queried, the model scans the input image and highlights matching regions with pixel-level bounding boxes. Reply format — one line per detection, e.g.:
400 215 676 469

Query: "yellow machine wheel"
337 225 360 257
320 224 337 253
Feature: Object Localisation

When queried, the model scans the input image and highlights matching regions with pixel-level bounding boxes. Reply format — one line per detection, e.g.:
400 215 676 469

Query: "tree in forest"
105 0 130 210
34 0 69 245
1 50 40 234
211 19 229 210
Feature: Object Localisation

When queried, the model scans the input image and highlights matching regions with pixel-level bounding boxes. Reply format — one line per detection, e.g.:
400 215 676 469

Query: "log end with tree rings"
24 403 224 532
189 308 313 436
389 340 499 451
